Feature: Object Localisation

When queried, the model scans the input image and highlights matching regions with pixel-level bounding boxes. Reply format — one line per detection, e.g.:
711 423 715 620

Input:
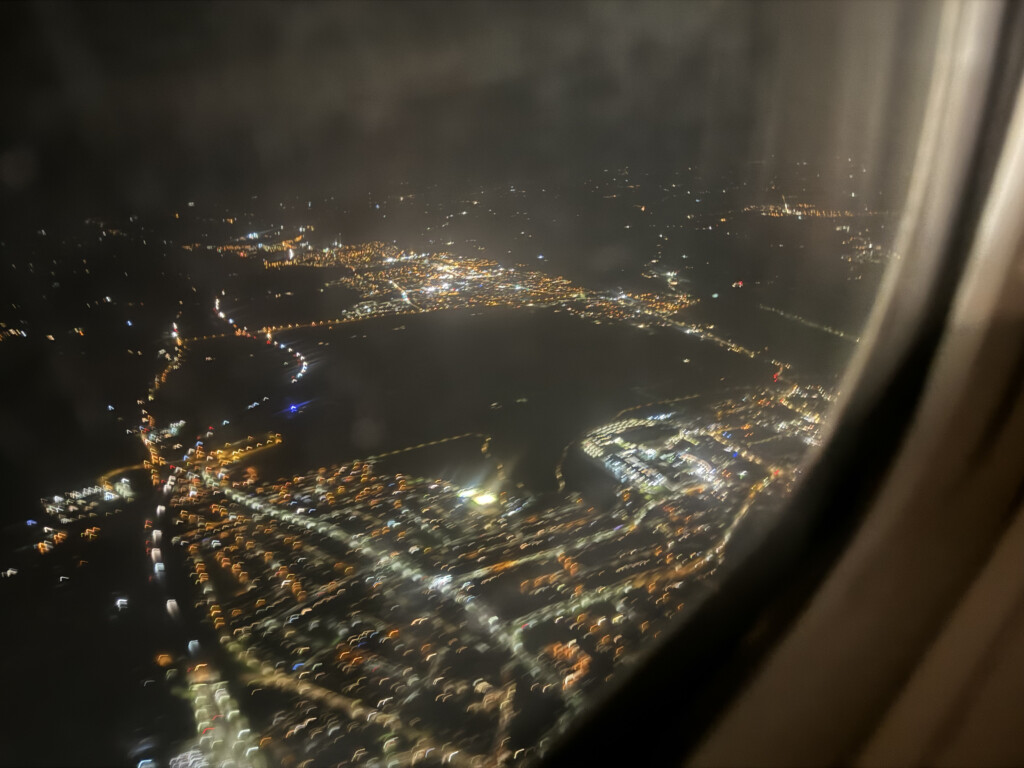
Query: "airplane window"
0 2 948 766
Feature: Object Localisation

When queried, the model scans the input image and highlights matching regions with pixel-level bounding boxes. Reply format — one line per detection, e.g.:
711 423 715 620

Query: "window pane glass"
0 2 943 765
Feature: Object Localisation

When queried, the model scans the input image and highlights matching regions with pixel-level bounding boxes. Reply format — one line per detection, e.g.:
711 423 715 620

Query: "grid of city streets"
160 376 827 767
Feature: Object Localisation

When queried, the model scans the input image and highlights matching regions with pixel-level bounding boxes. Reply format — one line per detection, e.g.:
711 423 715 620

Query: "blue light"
289 405 297 413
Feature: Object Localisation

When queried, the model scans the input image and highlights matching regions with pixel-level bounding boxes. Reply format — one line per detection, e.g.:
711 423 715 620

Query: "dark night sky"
0 1 940 218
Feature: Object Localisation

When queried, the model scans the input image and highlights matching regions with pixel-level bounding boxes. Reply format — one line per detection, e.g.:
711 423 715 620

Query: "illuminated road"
182 671 264 768
363 432 489 463
238 671 481 768
97 463 147 487
390 278 427 312
668 319 759 359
